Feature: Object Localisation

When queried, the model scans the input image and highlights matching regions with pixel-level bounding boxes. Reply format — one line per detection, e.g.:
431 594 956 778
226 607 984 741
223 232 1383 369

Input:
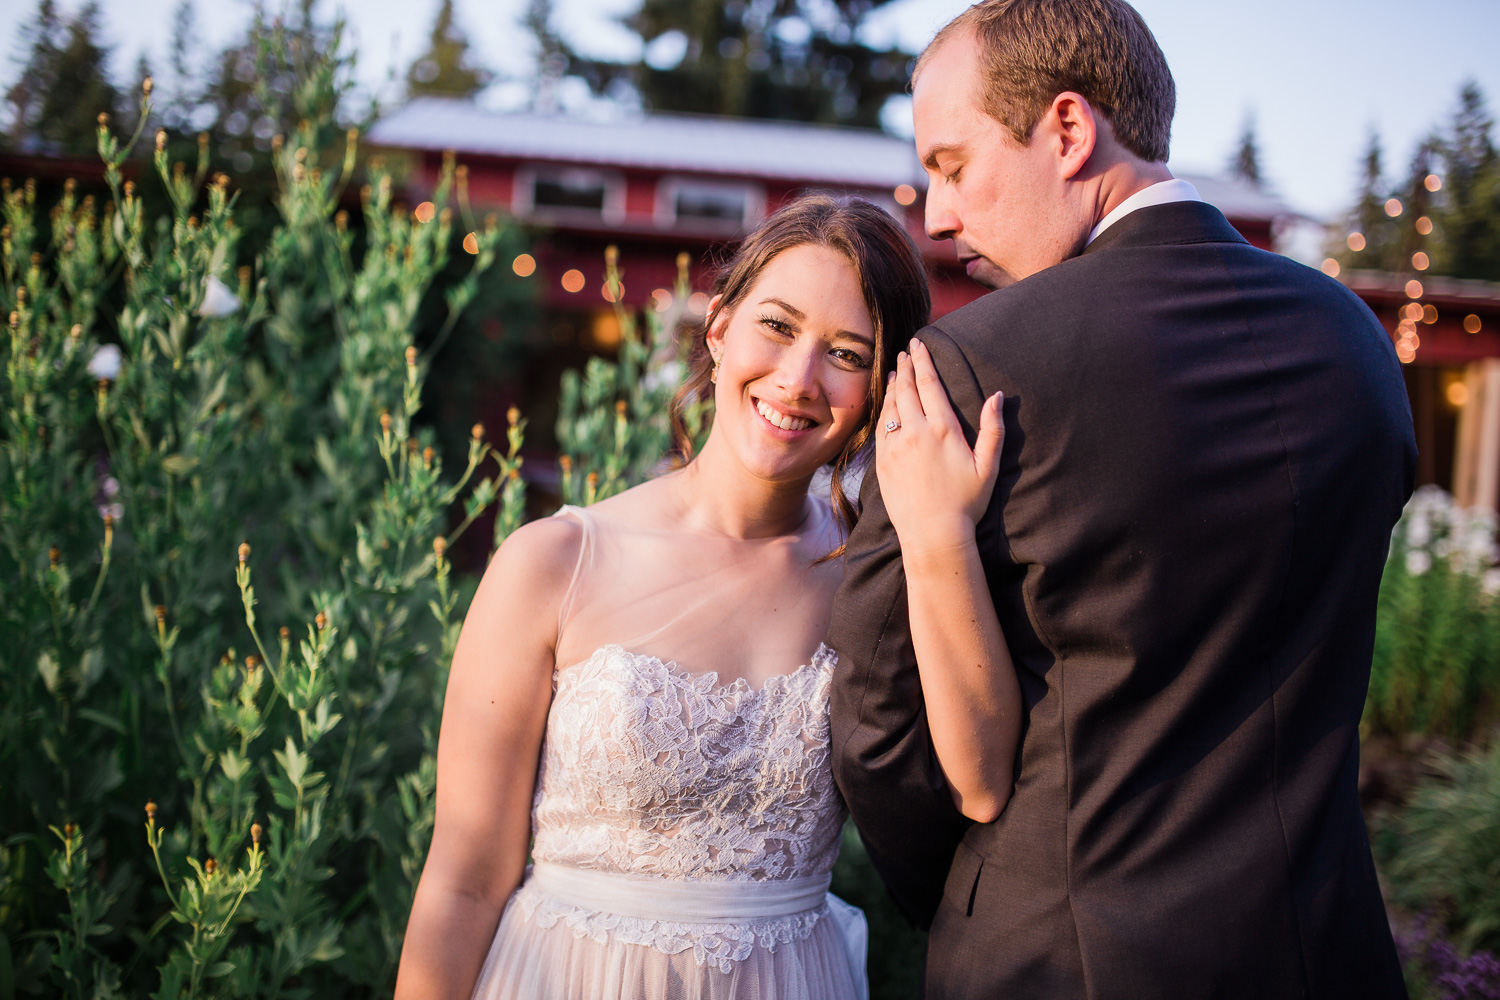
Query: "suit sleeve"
827 325 990 929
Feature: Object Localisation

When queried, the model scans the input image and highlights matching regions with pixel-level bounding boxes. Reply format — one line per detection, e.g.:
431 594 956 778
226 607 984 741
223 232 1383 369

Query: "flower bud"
587 472 599 488
315 611 328 631
155 129 167 151
380 412 392 433
142 76 153 95
605 245 619 267
433 536 447 558
145 800 157 821
238 541 251 563
155 604 167 624
204 858 217 876
559 455 572 472
49 545 60 567
279 626 290 641
615 400 627 417
64 822 75 838
97 112 109 127
251 822 262 844
407 438 419 455
245 655 260 671
405 346 417 366
422 446 434 464
471 423 484 441
507 407 520 427
677 252 691 271
507 468 520 483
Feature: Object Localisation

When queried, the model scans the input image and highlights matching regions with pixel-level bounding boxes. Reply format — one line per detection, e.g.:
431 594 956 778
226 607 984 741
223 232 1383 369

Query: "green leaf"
76 708 126 734
36 651 59 694
161 453 199 476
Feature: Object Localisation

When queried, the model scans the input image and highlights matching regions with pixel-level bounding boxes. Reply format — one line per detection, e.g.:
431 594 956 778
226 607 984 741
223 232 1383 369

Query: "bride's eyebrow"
759 296 872 348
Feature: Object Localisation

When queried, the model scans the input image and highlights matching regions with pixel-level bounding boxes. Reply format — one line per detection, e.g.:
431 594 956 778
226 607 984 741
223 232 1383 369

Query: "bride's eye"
758 315 793 336
831 347 872 370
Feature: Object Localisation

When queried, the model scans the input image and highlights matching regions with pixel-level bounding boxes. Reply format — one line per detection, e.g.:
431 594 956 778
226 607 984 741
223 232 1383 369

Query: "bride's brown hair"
668 195 931 549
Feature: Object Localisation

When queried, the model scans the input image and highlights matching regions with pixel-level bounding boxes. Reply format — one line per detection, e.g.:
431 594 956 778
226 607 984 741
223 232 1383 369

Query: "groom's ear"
1045 91 1100 181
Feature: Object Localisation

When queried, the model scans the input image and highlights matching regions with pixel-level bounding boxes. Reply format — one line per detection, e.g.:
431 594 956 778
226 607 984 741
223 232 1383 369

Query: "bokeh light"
1412 251 1430 271
1416 216 1434 236
1446 380 1469 408
651 288 673 311
1321 258 1341 277
1385 198 1404 218
1423 304 1439 325
1347 232 1366 252
1465 314 1484 334
893 184 917 207
561 269 586 293
601 282 625 303
1405 279 1424 299
512 253 536 277
462 232 479 254
1425 174 1443 192
414 201 435 224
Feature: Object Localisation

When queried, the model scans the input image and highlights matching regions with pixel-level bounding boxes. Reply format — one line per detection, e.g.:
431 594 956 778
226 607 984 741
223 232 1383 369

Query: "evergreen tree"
1432 81 1500 280
33 2 120 156
549 0 910 128
1337 130 1402 272
524 0 568 113
4 0 63 150
1228 113 1263 187
406 0 491 100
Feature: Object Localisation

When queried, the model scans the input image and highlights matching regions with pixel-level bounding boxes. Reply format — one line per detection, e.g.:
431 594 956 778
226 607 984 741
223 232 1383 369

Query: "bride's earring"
710 355 721 384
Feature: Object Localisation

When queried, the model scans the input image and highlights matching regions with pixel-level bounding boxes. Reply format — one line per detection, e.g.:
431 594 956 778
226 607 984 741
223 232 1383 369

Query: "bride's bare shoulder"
473 512 585 615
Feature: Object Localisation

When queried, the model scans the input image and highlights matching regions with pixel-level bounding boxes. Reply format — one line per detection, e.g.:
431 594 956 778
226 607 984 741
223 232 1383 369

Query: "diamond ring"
884 419 901 433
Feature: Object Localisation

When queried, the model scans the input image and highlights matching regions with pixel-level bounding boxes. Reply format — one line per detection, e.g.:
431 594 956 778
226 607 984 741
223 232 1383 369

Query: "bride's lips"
751 396 819 439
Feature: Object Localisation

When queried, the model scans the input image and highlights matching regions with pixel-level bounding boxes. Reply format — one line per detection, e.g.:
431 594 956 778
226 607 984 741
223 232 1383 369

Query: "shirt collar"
1086 178 1203 246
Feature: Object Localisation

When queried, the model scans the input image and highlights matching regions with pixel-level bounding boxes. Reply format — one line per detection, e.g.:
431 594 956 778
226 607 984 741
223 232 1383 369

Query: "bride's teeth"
757 399 811 431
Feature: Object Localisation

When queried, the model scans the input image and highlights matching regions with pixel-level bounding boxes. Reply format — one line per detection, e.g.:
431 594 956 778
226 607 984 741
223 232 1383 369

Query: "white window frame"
655 176 766 232
515 164 626 225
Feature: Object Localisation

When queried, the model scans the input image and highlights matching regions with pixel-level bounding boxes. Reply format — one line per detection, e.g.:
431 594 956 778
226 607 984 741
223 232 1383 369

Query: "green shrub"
1367 486 1500 742
1379 739 1500 957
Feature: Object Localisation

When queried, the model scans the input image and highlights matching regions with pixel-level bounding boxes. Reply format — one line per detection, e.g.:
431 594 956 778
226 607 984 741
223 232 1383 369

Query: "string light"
1465 314 1484 334
893 184 917 207
1412 251 1430 271
1347 232 1366 252
462 233 479 254
1423 304 1439 325
1385 198 1404 218
1321 258 1341 277
1424 174 1443 192
1446 381 1468 407
1416 216 1434 236
512 253 536 277
561 269 585 293
1405 279 1423 299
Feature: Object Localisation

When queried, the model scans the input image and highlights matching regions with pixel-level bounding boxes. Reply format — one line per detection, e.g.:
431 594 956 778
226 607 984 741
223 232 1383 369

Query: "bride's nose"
772 341 822 402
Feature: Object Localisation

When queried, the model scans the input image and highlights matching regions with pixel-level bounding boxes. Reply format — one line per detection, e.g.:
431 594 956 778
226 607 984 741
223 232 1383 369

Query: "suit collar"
1080 200 1251 257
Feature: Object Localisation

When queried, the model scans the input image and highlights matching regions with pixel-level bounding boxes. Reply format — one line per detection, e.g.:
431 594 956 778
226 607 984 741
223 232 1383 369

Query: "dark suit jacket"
828 201 1415 999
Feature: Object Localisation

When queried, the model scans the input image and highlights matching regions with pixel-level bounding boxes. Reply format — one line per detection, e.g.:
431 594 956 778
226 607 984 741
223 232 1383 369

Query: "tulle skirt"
470 863 868 1000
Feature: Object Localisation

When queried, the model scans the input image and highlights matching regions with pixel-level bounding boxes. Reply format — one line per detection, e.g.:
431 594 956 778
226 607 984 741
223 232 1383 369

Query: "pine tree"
546 0 909 128
32 1 120 156
1432 81 1500 280
4 0 64 149
1228 113 1263 187
406 0 491 100
1337 130 1402 272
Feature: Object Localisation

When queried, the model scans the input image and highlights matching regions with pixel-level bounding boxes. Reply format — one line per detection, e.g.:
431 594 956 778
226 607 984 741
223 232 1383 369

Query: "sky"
4 0 1500 220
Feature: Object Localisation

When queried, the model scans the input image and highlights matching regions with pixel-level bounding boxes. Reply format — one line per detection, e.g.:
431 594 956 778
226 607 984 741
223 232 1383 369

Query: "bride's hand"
876 338 1004 557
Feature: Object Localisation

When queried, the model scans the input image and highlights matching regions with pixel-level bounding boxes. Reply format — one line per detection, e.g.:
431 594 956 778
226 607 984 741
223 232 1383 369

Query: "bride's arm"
394 517 580 1000
877 338 1020 823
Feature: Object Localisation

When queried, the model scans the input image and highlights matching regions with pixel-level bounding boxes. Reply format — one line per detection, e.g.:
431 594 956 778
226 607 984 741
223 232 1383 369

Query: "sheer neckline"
563 642 836 699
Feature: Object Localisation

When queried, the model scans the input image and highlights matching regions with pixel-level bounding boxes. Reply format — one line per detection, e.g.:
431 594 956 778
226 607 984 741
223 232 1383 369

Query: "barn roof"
368 97 924 189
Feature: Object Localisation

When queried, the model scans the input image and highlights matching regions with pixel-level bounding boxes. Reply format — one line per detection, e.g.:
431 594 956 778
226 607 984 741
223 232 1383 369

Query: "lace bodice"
530 642 845 881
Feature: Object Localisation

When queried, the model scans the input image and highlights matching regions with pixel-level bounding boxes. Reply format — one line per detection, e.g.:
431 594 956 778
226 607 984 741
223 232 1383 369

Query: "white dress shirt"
1086 178 1203 246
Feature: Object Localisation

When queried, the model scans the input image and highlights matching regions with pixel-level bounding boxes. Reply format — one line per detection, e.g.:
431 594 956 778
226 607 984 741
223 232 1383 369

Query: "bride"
395 195 1020 999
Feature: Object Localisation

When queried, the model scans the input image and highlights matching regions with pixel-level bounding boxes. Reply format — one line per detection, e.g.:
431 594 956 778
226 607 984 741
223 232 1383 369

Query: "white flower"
102 476 120 498
97 502 123 522
197 274 240 317
1405 550 1432 577
1404 511 1431 550
87 344 122 381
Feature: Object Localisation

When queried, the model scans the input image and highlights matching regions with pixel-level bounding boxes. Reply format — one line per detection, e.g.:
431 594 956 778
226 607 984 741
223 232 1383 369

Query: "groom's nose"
925 187 960 243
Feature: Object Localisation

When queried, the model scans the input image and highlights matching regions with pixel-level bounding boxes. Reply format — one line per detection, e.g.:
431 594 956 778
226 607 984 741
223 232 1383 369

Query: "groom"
828 1 1415 997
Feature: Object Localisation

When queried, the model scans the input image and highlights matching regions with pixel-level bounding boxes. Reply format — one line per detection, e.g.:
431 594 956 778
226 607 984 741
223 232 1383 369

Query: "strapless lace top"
515 642 847 971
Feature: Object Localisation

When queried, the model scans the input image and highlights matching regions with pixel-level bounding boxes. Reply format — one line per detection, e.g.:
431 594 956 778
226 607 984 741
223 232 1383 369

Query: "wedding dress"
470 501 867 1000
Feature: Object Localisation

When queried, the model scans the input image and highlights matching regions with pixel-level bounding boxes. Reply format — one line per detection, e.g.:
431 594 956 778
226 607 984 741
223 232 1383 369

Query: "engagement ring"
884 419 901 433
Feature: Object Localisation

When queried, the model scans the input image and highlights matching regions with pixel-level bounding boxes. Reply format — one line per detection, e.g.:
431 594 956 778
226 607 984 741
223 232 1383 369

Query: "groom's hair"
920 0 1175 163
